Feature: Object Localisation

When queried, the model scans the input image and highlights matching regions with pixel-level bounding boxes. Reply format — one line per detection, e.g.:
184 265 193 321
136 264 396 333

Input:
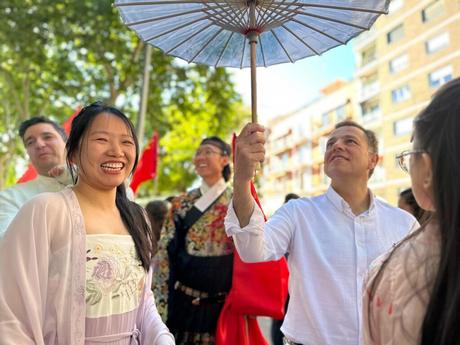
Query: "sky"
230 43 357 124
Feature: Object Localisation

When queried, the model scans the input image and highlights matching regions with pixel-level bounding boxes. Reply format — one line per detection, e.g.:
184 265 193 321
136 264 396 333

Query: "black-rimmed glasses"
395 149 426 173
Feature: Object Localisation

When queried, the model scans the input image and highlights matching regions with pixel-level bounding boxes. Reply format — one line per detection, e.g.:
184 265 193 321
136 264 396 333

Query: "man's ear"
368 152 379 170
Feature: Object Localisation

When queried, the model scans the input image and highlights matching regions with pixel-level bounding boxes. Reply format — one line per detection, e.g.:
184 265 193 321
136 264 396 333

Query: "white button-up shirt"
0 175 69 238
225 186 418 345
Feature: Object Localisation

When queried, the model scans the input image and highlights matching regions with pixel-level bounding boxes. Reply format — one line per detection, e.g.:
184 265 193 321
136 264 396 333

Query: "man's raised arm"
232 123 266 227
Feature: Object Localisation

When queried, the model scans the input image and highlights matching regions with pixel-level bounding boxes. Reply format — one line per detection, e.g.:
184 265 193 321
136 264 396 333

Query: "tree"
0 0 247 191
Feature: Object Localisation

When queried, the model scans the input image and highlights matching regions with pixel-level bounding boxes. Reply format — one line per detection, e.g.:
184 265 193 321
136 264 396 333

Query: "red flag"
216 133 289 345
130 131 159 193
16 167 37 184
62 106 80 134
16 107 80 184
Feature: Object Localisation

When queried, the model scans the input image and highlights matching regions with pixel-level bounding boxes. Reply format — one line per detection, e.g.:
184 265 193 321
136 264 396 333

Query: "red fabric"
215 133 289 345
130 131 158 193
229 253 289 319
16 166 37 184
16 107 80 184
216 307 268 345
61 107 80 134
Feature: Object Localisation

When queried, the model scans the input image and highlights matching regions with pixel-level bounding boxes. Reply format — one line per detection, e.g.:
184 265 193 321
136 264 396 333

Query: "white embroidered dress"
85 235 146 344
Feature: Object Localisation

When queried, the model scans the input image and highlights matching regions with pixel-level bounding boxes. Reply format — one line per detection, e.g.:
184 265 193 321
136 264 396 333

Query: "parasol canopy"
115 0 390 121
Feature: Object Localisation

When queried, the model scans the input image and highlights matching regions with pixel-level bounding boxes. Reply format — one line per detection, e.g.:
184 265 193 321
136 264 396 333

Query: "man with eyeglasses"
225 120 418 345
0 117 70 238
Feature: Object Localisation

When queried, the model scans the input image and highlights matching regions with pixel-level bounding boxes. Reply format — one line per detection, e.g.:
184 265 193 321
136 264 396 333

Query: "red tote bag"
229 252 289 319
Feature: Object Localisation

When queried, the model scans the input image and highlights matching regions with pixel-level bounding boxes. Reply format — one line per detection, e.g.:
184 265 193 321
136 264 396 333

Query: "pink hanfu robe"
0 188 174 345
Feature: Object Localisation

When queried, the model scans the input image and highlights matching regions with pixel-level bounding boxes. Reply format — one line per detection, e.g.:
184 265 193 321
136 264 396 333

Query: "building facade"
262 0 460 208
354 0 460 203
261 80 359 214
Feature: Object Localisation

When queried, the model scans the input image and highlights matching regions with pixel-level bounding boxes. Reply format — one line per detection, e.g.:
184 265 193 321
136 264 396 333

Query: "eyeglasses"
395 149 426 173
194 148 223 158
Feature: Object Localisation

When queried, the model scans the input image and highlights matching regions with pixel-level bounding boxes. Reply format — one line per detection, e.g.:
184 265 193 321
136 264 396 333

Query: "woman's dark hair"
369 78 460 345
199 136 232 181
66 101 154 271
284 193 300 203
415 78 460 345
399 188 427 223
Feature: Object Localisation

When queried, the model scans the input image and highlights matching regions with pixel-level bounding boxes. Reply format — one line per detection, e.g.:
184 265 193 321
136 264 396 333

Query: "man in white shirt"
225 120 418 345
0 117 70 238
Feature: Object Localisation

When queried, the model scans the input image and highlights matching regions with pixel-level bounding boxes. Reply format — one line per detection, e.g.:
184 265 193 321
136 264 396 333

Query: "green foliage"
0 0 248 192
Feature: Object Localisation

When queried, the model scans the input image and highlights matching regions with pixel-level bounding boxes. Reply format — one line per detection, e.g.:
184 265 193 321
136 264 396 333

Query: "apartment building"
261 105 313 214
354 0 460 203
262 0 460 208
261 80 359 213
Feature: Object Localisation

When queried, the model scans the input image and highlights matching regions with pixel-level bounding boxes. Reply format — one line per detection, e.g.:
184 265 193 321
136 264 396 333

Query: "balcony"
361 108 382 124
359 81 380 103
353 28 377 51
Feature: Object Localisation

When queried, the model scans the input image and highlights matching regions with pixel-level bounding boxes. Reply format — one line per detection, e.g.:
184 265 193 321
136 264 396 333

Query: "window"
393 117 413 136
281 152 289 165
301 168 312 190
361 100 381 122
425 32 449 54
422 1 444 23
387 24 404 44
298 143 311 164
361 44 376 66
361 73 379 100
389 0 403 13
319 137 328 155
336 105 347 121
389 54 409 73
428 65 453 88
392 85 411 103
321 112 330 128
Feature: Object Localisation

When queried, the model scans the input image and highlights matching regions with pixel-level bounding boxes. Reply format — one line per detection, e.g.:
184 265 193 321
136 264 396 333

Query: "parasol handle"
248 0 261 173
248 0 258 124
249 37 257 124
248 31 262 172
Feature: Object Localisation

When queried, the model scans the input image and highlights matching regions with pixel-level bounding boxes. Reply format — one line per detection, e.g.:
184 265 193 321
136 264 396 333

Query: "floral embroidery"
153 187 233 320
85 237 145 317
92 257 117 285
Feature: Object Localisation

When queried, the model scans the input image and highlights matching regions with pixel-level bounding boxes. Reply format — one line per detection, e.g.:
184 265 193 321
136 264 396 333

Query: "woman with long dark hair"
0 102 174 344
363 77 460 344
153 136 233 344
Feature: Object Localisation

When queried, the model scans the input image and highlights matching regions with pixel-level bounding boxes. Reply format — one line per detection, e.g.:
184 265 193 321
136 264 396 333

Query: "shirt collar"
200 178 226 195
326 185 376 217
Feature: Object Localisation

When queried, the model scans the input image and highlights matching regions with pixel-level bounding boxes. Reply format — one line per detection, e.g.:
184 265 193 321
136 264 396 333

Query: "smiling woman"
70 112 136 194
153 136 234 345
0 102 175 345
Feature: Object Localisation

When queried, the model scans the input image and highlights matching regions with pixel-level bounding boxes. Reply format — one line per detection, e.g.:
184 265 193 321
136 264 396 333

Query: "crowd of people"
0 77 459 345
